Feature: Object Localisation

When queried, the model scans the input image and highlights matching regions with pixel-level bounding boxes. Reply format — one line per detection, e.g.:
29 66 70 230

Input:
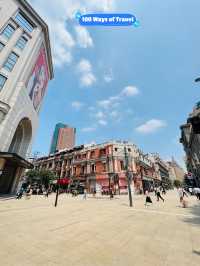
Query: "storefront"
0 152 33 194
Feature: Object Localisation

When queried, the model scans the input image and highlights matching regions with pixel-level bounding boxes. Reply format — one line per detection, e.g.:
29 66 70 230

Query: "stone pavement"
0 190 200 266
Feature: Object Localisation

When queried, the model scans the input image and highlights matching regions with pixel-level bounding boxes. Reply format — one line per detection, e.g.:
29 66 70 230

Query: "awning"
0 152 33 169
57 178 70 185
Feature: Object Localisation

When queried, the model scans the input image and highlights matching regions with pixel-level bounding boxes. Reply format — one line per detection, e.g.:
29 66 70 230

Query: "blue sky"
29 0 200 167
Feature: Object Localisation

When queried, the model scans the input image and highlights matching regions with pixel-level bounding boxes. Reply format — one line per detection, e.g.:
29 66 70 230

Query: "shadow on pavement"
193 250 200 256
0 194 15 201
182 198 200 226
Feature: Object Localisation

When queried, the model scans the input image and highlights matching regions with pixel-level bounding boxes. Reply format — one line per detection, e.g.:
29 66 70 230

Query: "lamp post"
54 155 64 207
124 146 133 207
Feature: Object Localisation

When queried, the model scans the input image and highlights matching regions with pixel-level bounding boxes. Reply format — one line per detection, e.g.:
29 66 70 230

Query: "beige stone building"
167 158 185 182
0 0 53 193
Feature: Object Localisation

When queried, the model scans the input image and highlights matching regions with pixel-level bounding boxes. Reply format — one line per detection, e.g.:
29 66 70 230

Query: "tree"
26 169 57 188
161 176 173 190
174 179 182 188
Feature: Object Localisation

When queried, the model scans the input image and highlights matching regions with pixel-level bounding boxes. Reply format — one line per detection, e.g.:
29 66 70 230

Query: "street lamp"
54 155 64 207
124 146 133 207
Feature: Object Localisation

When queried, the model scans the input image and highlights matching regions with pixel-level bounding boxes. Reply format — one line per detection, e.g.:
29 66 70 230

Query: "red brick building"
34 141 164 194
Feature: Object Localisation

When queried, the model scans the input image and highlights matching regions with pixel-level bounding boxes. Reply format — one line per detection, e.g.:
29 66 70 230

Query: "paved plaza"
0 191 200 266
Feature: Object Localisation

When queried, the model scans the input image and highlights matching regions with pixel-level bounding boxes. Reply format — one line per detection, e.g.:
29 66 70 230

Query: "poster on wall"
26 45 49 111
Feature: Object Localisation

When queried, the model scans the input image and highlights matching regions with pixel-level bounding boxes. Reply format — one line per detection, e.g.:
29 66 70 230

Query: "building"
135 151 160 192
180 102 200 187
151 154 170 186
34 140 163 194
49 123 76 154
166 158 185 182
0 0 53 194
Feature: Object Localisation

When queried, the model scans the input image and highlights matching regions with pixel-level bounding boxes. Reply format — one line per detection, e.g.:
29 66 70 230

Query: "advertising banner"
27 46 49 110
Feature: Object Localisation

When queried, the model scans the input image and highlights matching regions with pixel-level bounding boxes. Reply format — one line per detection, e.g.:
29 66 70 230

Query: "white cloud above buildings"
74 26 93 48
29 0 116 67
121 86 139 97
81 127 96 132
77 59 96 87
71 101 84 110
136 119 167 134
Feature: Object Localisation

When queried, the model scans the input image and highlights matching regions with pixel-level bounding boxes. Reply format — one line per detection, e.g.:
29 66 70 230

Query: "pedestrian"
178 187 183 203
110 190 114 199
16 187 24 199
145 190 153 206
182 188 188 198
194 187 200 200
93 189 96 197
162 187 166 195
154 187 157 196
156 191 164 202
45 189 49 198
83 188 87 200
25 187 32 200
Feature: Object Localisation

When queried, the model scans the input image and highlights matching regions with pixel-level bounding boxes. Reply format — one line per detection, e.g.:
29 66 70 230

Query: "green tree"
174 179 182 188
26 169 57 188
161 176 173 190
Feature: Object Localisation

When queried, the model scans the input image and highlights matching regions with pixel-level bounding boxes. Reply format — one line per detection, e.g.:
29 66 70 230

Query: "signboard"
26 46 49 110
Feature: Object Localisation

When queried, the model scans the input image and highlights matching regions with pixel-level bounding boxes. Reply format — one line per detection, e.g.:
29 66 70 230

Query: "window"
0 74 7 90
1 24 15 40
91 164 96 173
115 148 118 152
128 148 131 152
3 52 19 72
103 163 106 172
15 36 28 50
91 151 95 158
0 42 5 52
15 12 34 33
120 161 125 171
100 149 106 156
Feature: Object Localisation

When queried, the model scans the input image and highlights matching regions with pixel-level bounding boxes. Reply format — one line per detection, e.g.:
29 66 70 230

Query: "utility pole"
124 146 133 207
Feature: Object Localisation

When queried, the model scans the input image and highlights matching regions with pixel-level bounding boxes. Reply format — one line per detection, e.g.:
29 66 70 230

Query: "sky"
29 0 200 167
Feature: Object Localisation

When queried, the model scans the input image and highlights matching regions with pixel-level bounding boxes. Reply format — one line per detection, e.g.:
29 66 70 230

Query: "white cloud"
77 59 92 73
80 72 96 87
30 0 116 68
104 68 113 83
136 119 167 134
95 111 105 119
71 101 84 110
88 106 96 111
75 26 93 48
110 111 119 118
77 58 96 87
97 85 138 109
121 86 139 97
81 127 96 132
98 119 107 126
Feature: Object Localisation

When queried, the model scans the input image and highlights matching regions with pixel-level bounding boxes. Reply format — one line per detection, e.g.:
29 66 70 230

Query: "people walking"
145 190 153 206
83 188 87 200
16 187 24 199
194 187 200 200
25 187 32 200
156 191 164 202
177 187 188 208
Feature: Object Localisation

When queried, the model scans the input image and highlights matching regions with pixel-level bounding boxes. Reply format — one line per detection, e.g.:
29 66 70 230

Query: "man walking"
156 190 164 202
